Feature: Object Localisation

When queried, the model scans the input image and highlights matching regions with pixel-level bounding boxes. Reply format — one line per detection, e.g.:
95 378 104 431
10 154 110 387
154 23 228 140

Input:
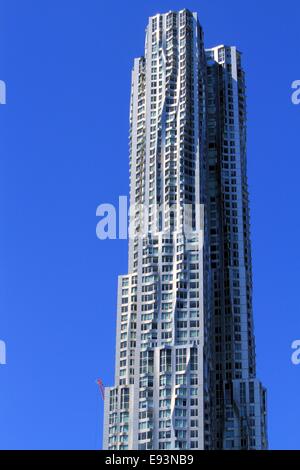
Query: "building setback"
103 9 267 450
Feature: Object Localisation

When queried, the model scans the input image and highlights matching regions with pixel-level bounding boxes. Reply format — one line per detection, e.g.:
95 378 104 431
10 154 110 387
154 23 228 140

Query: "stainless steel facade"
103 10 267 451
206 45 267 449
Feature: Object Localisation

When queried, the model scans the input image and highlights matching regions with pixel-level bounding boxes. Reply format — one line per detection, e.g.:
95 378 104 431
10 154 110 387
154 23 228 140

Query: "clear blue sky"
0 0 299 450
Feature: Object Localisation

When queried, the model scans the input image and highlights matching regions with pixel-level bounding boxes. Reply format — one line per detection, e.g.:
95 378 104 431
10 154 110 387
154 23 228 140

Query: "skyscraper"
205 45 268 450
103 9 267 451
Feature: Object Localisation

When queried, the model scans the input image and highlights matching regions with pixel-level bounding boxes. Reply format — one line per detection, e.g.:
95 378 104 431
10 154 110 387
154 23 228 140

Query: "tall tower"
103 10 267 451
205 46 267 449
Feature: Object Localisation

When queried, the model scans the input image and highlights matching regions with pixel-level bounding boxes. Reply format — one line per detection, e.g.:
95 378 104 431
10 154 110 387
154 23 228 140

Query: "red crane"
97 378 105 400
